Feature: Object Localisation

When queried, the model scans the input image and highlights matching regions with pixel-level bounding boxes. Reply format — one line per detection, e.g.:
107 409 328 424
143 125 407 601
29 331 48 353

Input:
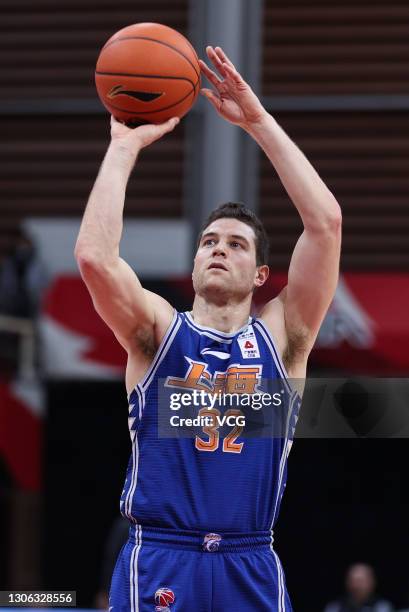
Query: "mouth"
208 262 228 271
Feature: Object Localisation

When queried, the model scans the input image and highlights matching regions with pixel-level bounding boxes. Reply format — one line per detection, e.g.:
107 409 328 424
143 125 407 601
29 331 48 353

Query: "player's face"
192 218 268 301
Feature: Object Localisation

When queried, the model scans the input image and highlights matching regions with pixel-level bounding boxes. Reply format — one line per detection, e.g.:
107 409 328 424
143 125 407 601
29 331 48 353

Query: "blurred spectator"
0 229 46 318
324 563 394 612
0 229 47 378
94 516 129 610
399 589 409 612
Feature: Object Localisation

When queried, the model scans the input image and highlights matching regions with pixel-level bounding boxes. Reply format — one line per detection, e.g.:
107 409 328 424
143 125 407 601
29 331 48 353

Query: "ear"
254 265 269 288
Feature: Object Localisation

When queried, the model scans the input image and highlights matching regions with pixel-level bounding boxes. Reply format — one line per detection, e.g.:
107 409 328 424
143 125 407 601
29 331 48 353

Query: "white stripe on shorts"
271 548 286 612
130 524 141 612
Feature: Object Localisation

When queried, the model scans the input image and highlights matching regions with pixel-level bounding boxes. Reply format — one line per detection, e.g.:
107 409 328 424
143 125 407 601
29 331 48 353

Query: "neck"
191 294 252 333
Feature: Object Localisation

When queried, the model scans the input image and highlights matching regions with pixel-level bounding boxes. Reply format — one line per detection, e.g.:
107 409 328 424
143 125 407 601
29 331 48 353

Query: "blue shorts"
109 525 292 611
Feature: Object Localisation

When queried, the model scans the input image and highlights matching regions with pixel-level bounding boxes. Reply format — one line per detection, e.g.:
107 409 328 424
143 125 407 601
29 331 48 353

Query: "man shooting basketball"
75 46 341 611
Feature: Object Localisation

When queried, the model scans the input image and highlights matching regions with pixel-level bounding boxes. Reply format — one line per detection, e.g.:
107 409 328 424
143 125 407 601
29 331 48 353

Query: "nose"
212 243 226 257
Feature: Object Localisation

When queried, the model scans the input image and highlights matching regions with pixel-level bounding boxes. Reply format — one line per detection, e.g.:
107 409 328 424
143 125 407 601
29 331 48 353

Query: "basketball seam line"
95 70 197 89
101 35 200 80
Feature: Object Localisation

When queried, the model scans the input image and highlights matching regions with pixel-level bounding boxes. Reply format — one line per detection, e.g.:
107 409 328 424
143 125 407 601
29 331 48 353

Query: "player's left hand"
199 46 266 131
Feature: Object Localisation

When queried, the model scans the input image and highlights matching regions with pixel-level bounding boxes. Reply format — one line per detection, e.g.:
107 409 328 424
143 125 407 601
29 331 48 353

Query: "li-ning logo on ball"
107 84 164 102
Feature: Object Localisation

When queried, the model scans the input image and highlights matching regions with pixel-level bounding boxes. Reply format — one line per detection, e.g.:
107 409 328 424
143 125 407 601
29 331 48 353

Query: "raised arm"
249 113 342 355
200 46 342 371
74 116 179 351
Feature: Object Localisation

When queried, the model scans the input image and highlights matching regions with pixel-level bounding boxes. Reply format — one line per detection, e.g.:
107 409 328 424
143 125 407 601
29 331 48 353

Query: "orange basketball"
95 23 201 125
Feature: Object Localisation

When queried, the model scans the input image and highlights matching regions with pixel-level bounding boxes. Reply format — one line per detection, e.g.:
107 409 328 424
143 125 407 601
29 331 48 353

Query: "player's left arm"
252 112 342 358
200 46 342 364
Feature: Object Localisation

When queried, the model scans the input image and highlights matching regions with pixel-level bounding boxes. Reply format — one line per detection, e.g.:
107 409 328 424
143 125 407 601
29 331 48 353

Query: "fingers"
110 115 126 128
159 116 180 134
222 62 244 86
157 116 180 136
133 116 179 133
206 46 228 78
199 58 223 89
214 46 235 70
203 46 244 88
166 116 180 129
110 115 179 150
133 116 179 148
200 88 222 112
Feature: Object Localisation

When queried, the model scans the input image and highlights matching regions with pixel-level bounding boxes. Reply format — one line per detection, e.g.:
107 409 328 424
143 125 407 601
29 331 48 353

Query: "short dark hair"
197 202 269 266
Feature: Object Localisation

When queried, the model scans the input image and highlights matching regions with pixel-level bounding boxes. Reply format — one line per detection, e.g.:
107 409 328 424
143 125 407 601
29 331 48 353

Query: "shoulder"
125 302 180 395
126 291 176 363
142 289 176 348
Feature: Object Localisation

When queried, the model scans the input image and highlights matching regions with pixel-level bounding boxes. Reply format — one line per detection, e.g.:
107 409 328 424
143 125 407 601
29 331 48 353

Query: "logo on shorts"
154 587 175 608
202 532 222 552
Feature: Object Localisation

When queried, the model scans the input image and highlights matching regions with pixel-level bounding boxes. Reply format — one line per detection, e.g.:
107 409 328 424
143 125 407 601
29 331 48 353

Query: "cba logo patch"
202 532 222 552
155 587 175 607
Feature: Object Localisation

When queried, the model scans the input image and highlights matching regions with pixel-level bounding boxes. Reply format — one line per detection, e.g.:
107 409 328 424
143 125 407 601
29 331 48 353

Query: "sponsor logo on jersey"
237 325 260 359
200 347 230 360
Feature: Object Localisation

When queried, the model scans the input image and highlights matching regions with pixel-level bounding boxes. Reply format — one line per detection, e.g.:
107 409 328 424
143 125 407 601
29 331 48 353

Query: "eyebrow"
201 231 250 246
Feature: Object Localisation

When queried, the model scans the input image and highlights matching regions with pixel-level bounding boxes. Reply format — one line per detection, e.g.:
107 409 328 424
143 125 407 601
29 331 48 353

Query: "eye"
203 238 215 246
230 241 242 248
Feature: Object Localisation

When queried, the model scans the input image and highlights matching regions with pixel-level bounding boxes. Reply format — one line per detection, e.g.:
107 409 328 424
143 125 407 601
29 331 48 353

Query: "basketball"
95 23 201 125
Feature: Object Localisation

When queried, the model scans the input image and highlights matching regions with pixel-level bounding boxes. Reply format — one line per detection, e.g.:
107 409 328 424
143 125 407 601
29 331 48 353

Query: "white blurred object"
317 276 376 349
23 218 192 277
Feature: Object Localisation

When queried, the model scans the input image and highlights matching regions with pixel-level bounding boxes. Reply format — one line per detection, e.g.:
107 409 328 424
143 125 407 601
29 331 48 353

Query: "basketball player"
75 46 341 611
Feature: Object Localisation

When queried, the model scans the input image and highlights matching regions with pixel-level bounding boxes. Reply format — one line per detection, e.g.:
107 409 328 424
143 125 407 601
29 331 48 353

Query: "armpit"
282 327 310 372
133 326 156 359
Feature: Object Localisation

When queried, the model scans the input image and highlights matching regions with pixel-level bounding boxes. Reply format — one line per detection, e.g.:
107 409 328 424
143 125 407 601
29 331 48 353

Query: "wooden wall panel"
262 1 409 95
0 1 188 260
0 0 188 99
259 111 409 270
1 114 184 232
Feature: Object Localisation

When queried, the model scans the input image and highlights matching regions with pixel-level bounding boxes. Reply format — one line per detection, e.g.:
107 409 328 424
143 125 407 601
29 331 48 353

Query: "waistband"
129 524 273 552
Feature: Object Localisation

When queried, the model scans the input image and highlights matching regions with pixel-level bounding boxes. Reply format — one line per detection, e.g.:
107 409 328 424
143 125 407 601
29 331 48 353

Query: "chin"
194 278 228 299
204 279 228 294
206 281 252 303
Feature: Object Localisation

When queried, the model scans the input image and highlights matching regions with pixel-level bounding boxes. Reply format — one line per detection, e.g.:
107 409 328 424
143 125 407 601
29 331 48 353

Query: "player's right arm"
74 116 179 351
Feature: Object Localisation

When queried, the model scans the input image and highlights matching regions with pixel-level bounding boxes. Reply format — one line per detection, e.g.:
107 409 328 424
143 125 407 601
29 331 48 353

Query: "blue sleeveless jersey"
121 311 301 536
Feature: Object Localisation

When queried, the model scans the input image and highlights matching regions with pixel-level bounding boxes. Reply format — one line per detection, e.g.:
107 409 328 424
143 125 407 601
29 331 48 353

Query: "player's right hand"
110 115 180 153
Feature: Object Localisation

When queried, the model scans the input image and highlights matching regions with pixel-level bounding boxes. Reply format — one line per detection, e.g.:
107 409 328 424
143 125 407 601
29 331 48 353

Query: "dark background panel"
0 114 185 261
0 0 189 100
277 439 409 609
44 384 409 610
44 381 130 606
262 0 409 96
0 460 12 589
259 111 409 270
